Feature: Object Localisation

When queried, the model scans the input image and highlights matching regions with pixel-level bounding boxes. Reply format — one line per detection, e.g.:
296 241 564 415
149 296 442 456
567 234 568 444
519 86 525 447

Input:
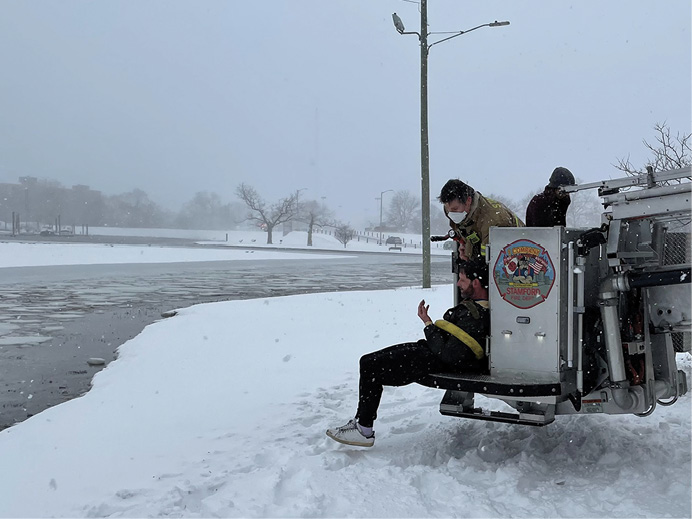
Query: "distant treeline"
0 175 604 234
0 177 246 231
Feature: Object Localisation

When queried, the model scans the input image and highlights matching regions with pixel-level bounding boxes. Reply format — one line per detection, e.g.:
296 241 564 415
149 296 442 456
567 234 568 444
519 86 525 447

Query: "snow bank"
0 286 689 518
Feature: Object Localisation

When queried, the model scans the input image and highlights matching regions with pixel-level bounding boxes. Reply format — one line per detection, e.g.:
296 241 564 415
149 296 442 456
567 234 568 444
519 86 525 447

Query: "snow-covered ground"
0 240 689 518
88 227 451 255
0 240 343 269
1 228 450 266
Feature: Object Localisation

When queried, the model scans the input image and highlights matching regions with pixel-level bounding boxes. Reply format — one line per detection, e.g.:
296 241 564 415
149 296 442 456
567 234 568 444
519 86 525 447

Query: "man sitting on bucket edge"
326 259 490 447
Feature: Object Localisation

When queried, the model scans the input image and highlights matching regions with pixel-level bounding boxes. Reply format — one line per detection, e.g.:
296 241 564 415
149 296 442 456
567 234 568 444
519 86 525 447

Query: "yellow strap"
433 319 485 359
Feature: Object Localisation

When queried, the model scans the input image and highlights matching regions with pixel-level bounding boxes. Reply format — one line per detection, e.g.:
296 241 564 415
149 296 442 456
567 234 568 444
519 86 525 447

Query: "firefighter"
438 179 524 261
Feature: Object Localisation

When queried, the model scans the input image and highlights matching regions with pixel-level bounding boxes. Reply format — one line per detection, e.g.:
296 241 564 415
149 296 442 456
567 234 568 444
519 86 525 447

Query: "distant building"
0 177 103 230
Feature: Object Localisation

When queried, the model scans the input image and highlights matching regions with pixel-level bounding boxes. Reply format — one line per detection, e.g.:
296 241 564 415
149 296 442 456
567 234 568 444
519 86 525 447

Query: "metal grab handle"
575 255 586 393
567 241 575 368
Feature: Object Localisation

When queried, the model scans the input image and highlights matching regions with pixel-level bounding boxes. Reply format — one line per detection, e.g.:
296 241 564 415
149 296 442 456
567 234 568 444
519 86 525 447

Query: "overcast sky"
0 1 689 226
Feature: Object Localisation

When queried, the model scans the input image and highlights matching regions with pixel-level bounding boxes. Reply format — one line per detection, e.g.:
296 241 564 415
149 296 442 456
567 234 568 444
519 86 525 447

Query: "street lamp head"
489 20 510 27
392 13 406 34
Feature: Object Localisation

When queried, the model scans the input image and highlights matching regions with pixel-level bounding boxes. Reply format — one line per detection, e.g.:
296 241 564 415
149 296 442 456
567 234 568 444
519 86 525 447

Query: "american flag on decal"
529 257 547 273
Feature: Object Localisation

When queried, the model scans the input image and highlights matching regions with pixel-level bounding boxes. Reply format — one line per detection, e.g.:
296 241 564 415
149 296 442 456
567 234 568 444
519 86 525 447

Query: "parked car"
386 236 402 250
39 230 55 236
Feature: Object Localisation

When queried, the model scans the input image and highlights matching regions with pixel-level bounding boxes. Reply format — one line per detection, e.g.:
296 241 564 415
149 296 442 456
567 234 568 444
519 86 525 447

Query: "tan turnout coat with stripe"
447 192 524 260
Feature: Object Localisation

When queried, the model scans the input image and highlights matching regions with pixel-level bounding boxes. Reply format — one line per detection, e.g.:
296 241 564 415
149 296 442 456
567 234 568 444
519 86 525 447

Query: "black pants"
355 340 449 428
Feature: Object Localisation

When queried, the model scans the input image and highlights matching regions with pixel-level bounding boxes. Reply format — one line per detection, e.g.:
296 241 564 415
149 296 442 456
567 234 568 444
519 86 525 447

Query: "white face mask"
448 211 467 224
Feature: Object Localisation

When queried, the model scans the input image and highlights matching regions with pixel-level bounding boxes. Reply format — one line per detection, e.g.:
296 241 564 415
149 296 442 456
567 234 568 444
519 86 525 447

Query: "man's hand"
417 299 431 324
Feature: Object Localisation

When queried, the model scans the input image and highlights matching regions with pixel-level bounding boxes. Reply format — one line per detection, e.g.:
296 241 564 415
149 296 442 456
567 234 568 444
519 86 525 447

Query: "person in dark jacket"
525 167 575 226
326 259 490 447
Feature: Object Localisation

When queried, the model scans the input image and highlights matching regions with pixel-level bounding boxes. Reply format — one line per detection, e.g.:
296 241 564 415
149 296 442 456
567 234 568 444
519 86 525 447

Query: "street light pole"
378 189 393 245
392 6 509 289
295 187 307 229
296 187 307 208
420 0 431 287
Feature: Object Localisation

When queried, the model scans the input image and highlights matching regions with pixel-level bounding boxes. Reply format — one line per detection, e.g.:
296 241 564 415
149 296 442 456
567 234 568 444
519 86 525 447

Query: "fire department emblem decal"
493 239 556 309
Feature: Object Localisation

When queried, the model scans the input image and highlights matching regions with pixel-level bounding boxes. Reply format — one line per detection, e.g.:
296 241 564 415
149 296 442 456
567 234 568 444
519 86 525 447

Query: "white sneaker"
326 419 375 447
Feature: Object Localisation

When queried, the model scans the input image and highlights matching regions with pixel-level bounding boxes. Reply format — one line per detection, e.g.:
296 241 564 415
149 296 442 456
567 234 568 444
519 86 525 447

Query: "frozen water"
0 336 52 346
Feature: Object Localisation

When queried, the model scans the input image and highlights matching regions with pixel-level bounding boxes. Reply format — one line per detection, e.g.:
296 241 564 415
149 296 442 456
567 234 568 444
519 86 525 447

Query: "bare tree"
566 185 602 228
386 190 420 232
104 189 168 228
334 222 355 248
486 193 524 219
430 201 451 234
487 190 541 225
517 189 540 210
176 191 243 230
235 183 297 244
299 200 334 246
614 122 691 176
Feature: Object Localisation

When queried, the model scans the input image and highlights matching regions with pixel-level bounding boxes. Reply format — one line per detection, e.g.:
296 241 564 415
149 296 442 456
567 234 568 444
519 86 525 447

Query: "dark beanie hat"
548 167 575 188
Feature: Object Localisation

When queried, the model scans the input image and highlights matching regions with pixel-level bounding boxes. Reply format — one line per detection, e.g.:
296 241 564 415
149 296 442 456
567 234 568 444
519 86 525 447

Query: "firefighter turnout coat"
447 192 524 260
